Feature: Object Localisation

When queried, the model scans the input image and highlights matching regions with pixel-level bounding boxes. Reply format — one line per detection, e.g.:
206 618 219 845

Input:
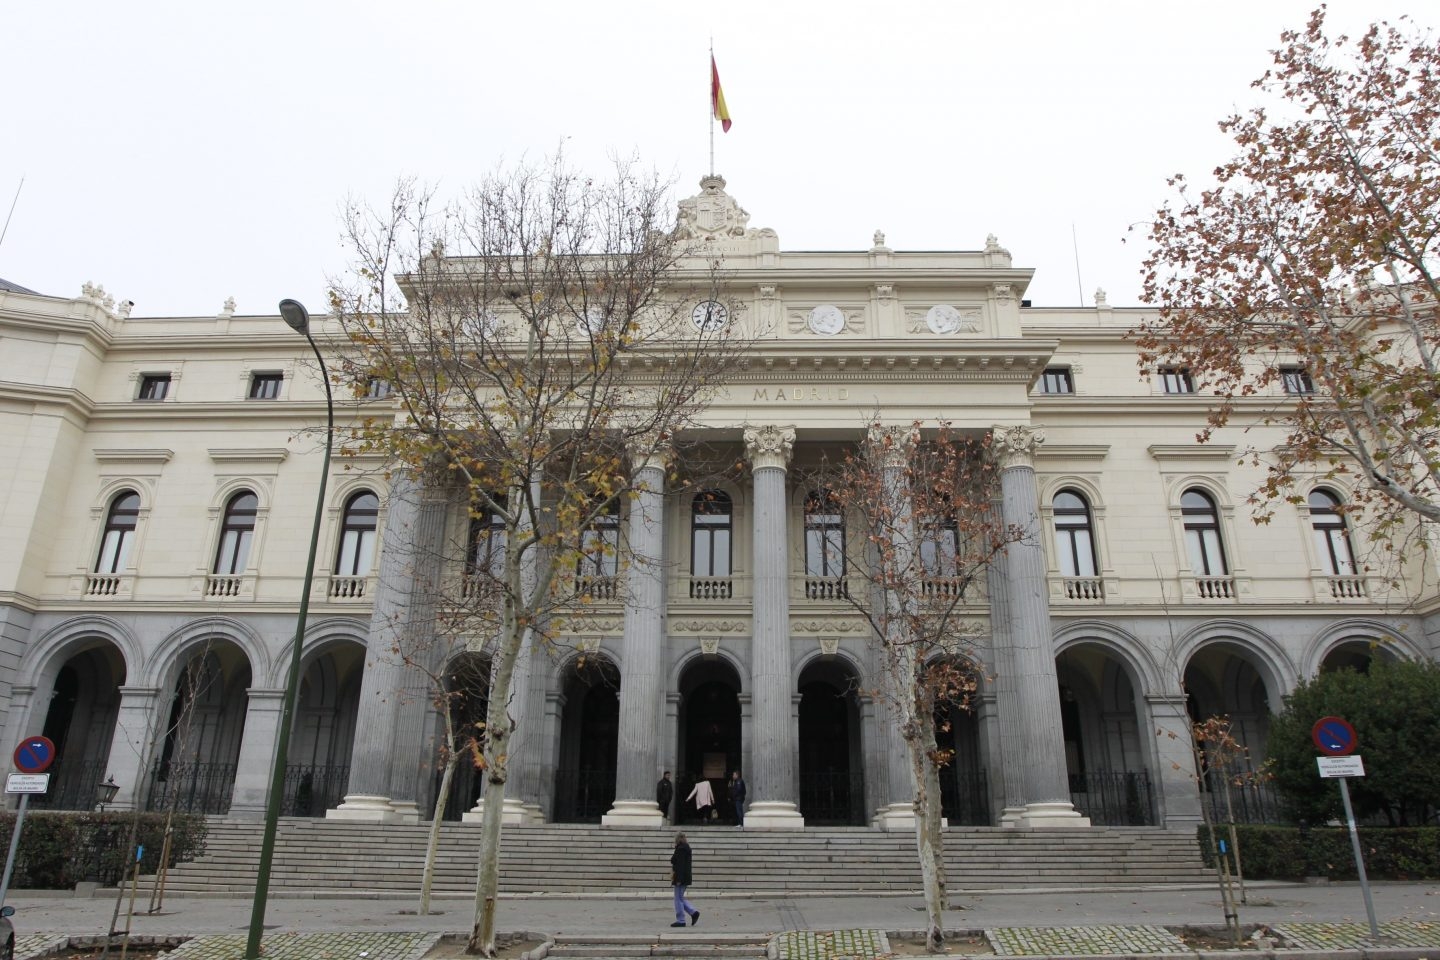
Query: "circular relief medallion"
462 310 501 340
691 300 729 332
926 304 963 335
807 304 846 336
578 307 608 335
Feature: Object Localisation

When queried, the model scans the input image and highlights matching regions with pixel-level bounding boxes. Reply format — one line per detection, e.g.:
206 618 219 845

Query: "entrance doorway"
676 658 741 825
553 655 620 822
798 658 865 825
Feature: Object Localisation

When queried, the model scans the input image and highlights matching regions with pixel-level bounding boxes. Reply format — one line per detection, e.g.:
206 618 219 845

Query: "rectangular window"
137 374 171 401
1160 368 1194 395
1039 368 1074 395
1281 367 1315 395
248 373 284 400
365 377 392 399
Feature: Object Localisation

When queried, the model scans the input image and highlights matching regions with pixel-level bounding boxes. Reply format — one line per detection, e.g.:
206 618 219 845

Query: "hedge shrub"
0 811 207 889
1197 825 1440 880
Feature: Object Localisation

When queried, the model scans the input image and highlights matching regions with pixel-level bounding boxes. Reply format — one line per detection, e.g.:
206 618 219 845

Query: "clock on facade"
578 307 608 335
807 304 845 336
691 300 729 331
462 310 501 339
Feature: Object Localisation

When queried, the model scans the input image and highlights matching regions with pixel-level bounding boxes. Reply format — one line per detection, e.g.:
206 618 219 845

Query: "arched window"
213 491 258 574
468 498 508 581
96 490 141 573
579 501 620 580
1053 489 1097 577
1309 489 1356 576
1181 489 1228 576
804 489 845 578
336 491 379 577
691 491 732 578
919 515 960 577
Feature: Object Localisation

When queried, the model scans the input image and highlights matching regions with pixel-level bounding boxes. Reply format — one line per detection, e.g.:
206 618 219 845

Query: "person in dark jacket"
669 832 699 927
729 770 746 826
656 771 674 823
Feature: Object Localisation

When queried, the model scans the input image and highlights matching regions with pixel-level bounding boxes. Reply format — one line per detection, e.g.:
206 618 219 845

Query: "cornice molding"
1147 444 1238 462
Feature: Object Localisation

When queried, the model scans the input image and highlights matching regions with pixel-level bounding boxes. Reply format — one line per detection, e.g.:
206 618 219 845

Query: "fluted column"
328 473 422 821
993 425 1089 827
603 444 668 826
743 425 804 829
987 499 1026 826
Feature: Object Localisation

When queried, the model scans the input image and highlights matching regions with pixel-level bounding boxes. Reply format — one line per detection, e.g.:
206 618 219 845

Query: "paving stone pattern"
773 930 890 960
1272 921 1440 950
18 931 445 960
987 925 1188 956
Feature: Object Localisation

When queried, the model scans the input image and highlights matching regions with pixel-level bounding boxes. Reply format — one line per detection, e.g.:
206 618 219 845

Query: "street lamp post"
245 299 333 960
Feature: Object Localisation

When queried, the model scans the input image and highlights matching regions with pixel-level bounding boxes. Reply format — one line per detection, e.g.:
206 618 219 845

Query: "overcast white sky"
0 1 1421 317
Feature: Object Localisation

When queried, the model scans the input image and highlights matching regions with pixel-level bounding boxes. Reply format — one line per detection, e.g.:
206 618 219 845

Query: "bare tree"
812 421 1023 953
329 155 745 955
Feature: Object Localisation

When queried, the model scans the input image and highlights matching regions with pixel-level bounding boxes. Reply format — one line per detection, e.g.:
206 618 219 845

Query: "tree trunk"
916 706 948 902
468 625 519 956
422 750 460 915
903 698 946 952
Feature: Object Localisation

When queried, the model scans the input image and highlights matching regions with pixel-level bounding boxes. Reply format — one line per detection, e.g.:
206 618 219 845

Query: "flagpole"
708 38 715 176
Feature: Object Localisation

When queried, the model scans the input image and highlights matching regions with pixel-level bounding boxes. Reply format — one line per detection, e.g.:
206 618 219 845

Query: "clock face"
691 300 728 331
578 307 608 335
462 310 501 339
926 304 962 335
808 304 845 336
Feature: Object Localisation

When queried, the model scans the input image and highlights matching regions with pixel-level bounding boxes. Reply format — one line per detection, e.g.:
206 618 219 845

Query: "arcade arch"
797 656 865 825
675 655 742 825
552 655 620 823
35 639 126 810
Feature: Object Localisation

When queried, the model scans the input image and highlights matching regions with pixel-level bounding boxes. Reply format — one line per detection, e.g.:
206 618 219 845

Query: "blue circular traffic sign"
1312 716 1358 756
13 736 56 773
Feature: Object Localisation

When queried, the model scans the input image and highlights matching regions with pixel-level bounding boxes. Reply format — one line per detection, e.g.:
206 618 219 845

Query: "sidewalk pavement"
5 881 1440 957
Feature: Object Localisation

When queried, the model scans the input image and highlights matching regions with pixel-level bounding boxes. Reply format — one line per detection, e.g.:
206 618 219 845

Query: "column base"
463 797 532 826
600 799 664 827
326 794 403 822
390 800 422 823
872 802 948 831
741 800 805 830
1016 800 1091 828
999 805 1025 828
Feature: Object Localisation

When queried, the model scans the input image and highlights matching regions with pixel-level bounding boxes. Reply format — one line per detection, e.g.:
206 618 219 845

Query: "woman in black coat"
669 832 699 927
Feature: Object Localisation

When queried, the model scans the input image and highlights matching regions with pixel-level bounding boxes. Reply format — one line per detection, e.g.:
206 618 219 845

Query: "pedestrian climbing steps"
144 819 1212 896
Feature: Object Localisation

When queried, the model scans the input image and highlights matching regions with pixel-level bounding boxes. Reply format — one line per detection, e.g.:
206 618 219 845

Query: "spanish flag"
711 54 732 132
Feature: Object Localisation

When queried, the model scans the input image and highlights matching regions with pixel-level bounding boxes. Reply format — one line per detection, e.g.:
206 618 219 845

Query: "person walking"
729 770 746 827
686 777 715 821
656 770 674 823
669 832 699 927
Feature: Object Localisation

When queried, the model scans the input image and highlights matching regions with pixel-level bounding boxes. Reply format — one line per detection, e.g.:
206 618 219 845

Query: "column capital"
626 434 671 474
865 423 916 470
991 424 1046 470
743 425 796 471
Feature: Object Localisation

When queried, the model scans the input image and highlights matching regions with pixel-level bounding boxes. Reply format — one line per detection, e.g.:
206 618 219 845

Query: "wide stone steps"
148 818 1211 895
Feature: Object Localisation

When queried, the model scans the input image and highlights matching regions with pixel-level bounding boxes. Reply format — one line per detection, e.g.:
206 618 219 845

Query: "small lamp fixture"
278 298 311 335
96 775 120 812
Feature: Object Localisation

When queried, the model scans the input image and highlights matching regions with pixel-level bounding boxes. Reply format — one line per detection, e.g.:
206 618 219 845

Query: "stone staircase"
145 818 1212 896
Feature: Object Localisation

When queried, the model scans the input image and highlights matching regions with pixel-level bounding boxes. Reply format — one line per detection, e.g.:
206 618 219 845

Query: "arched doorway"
287 641 363 816
1055 645 1156 825
931 658 988 825
36 642 125 810
552 655 620 823
797 658 864 825
1319 639 1390 674
148 641 252 814
1185 642 1276 823
435 652 490 821
676 657 742 825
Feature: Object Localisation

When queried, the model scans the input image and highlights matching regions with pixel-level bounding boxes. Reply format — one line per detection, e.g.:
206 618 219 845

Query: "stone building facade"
1 178 1433 830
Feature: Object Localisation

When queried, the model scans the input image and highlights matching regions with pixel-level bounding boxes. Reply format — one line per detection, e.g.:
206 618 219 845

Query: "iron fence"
283 764 350 817
1069 770 1156 826
940 768 990 825
1200 771 1285 824
145 760 237 815
552 767 615 823
27 757 112 811
798 770 866 825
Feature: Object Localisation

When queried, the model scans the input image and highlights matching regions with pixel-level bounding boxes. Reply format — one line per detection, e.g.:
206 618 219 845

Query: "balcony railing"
327 575 368 599
687 577 734 600
1326 575 1367 599
1060 576 1105 601
84 574 127 597
204 574 245 598
803 577 850 601
1195 576 1236 599
576 575 619 601
921 576 966 600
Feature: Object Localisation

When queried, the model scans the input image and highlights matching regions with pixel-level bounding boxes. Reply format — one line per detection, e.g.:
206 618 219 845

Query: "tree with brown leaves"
328 156 744 956
1136 8 1440 548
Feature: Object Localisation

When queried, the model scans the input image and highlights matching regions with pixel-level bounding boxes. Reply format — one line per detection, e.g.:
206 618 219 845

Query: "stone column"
603 443 668 825
743 425 804 829
328 474 423 821
1148 693 1203 830
993 425 1090 827
987 502 1026 826
227 688 285 816
103 686 161 812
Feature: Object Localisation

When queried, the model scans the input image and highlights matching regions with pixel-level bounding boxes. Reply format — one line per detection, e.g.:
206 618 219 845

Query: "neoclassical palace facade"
2 178 1434 831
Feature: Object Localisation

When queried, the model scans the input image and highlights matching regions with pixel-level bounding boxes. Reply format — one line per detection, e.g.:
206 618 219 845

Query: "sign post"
1311 717 1380 940
0 736 56 908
